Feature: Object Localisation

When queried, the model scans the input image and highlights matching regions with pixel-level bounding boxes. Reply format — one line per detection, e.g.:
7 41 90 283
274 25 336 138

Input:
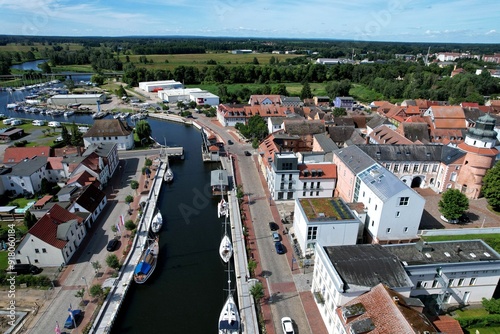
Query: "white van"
3 118 14 125
48 121 61 128
32 120 45 126
10 119 22 126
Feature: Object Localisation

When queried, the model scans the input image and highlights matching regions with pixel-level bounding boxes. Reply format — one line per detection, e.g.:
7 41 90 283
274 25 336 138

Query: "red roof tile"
3 146 51 164
28 204 83 249
298 163 337 179
429 106 465 119
432 315 464 334
434 119 466 129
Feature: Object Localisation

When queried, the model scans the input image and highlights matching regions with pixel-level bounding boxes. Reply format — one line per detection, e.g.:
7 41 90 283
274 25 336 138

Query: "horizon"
1 0 499 44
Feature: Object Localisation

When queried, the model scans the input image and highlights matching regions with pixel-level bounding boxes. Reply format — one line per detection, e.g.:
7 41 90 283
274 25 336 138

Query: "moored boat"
133 238 159 284
164 167 174 183
151 211 163 233
219 233 233 263
218 199 229 218
218 289 240 334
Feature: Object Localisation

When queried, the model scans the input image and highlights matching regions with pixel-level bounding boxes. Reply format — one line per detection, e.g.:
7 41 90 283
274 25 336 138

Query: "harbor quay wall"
90 160 166 334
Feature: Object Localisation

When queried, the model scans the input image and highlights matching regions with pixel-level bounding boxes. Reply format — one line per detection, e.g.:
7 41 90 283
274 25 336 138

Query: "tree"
252 57 259 65
70 123 83 147
300 81 313 100
250 282 264 302
61 125 71 145
333 108 347 117
116 85 127 98
438 189 469 220
23 211 37 229
91 261 102 275
248 258 257 276
75 288 85 304
91 73 105 86
144 158 152 167
130 180 139 193
482 161 500 211
125 195 134 208
482 298 500 314
106 254 120 270
39 61 51 73
125 219 136 231
135 120 152 144
64 79 75 92
89 284 104 300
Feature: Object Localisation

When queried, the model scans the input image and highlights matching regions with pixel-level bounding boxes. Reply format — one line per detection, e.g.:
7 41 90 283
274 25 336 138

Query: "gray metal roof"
57 186 79 196
10 156 47 176
270 117 285 125
210 169 228 187
366 114 391 129
358 164 410 202
384 240 500 266
356 144 466 165
324 244 413 291
334 145 376 175
314 133 339 152
83 143 116 157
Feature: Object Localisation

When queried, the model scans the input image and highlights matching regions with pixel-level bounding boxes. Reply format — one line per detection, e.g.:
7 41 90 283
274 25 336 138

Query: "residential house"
384 240 500 311
368 124 414 145
297 163 337 199
265 152 300 201
15 204 86 266
1 156 48 196
333 145 425 244
293 198 361 258
67 184 107 228
312 133 339 161
3 146 51 166
334 96 354 111
332 284 438 334
423 106 467 144
65 170 101 189
267 116 285 134
83 119 133 150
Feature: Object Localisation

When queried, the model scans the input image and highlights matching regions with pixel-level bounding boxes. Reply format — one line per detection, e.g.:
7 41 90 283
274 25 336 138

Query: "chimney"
392 296 400 304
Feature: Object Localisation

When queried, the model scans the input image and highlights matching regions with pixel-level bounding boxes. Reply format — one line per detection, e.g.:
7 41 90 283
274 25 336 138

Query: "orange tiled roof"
458 142 499 156
298 163 337 179
405 105 420 115
47 157 63 170
369 125 414 145
432 315 464 334
53 146 79 157
34 195 53 208
28 204 84 249
248 95 282 106
3 146 51 164
66 170 100 187
433 119 466 129
429 106 465 119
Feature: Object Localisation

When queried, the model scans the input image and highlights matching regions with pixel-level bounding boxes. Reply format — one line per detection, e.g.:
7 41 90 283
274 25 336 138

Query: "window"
413 164 419 172
42 248 47 253
432 164 438 172
422 164 429 172
307 226 318 240
393 164 400 173
34 259 39 263
375 205 377 211
458 278 465 286
303 191 306 196
35 249 40 253
416 281 423 288
403 164 410 172
448 279 454 287
303 182 307 189
450 172 457 182
432 280 439 288
396 211 401 217
371 220 374 227
404 227 408 232
399 197 409 206
469 278 477 286
386 228 391 233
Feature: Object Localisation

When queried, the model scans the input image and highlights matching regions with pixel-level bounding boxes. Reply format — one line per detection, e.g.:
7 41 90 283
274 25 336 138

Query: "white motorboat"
218 199 229 218
133 237 159 284
64 110 75 117
164 167 174 183
151 211 163 233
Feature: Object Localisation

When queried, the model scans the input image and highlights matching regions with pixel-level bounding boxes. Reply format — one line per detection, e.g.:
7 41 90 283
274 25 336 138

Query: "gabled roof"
432 316 464 334
324 244 413 291
27 204 83 249
400 123 430 143
248 94 282 106
66 170 100 188
3 146 51 165
328 126 356 143
46 157 64 170
338 284 438 334
369 125 414 145
83 119 132 138
429 105 466 119
83 143 116 158
298 163 337 179
313 133 339 152
356 144 466 164
367 114 391 129
284 120 325 136
72 184 106 213
9 156 47 176
334 145 376 175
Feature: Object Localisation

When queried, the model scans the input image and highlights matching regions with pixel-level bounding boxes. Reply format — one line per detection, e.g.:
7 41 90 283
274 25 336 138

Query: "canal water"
0 90 232 333
10 59 48 71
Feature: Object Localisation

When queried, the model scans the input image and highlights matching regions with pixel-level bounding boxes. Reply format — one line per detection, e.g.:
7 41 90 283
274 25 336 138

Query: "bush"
457 314 500 328
106 254 120 270
125 220 136 231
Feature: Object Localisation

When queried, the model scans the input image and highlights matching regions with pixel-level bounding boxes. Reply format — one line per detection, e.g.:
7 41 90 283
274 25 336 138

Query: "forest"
1 35 499 104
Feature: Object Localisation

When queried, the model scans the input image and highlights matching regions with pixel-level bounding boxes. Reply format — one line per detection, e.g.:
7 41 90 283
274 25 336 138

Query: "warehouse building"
158 88 204 103
138 80 183 92
48 94 106 106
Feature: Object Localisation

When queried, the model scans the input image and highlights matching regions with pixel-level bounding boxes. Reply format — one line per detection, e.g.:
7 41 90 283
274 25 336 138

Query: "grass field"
120 53 302 71
188 82 328 97
350 84 385 103
454 308 500 333
0 43 83 53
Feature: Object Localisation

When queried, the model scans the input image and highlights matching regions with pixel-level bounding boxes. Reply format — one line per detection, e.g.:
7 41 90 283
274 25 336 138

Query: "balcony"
313 290 325 304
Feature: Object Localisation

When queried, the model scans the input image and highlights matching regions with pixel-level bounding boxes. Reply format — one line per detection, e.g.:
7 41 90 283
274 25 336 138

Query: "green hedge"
0 273 52 287
457 314 500 328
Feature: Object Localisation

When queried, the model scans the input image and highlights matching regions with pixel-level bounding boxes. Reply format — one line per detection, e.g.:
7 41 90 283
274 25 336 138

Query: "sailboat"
218 199 229 218
218 264 240 334
133 237 159 284
162 142 174 183
219 215 233 263
151 211 163 233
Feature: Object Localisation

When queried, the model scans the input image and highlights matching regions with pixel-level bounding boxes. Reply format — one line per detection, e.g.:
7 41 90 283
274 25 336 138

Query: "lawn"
7 197 33 209
120 53 302 71
422 234 500 253
454 308 500 333
349 84 385 103
187 82 327 97
0 42 82 53
0 251 8 271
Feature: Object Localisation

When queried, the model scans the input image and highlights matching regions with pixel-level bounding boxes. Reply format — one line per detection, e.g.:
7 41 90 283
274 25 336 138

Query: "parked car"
2 118 14 125
64 309 82 329
8 264 41 275
244 151 251 156
272 232 281 242
281 317 295 334
269 222 279 231
275 242 285 254
106 238 119 251
440 214 470 224
48 121 61 128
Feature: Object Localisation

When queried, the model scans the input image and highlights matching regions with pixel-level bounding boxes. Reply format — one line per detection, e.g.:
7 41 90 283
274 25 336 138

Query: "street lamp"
82 276 89 291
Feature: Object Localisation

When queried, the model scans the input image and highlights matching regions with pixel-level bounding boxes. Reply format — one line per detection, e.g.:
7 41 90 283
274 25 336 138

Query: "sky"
1 0 500 44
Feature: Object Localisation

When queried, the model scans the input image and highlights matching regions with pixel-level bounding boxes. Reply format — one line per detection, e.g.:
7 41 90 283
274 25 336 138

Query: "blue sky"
1 0 499 43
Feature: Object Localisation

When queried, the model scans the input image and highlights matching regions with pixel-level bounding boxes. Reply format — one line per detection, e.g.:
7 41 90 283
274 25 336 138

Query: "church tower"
456 113 498 199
